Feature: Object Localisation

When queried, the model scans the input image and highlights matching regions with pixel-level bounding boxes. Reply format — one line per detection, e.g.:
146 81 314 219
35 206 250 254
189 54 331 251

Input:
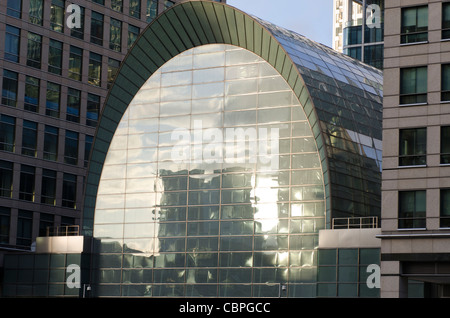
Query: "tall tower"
333 0 384 69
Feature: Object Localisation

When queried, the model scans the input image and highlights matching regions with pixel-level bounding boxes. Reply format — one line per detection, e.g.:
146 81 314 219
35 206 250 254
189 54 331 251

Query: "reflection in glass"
94 44 325 297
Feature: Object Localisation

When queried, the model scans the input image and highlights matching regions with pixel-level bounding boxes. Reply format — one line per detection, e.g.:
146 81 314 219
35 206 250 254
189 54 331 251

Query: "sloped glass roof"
255 17 383 220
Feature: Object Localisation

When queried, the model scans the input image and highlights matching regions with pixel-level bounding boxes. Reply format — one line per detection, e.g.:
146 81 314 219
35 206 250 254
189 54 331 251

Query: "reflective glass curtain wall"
93 44 326 298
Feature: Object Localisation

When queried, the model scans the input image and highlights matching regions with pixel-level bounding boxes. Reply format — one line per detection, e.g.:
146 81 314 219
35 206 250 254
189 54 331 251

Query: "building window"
442 64 450 102
146 0 158 22
48 39 63 75
88 52 102 86
21 120 38 157
443 3 450 40
440 189 450 228
46 82 61 118
26 32 42 69
399 128 427 166
0 161 14 198
90 11 104 46
4 25 20 63
19 165 35 202
401 5 428 44
108 58 120 88
41 169 57 206
130 0 141 19
110 18 122 52
111 0 123 12
164 0 175 10
17 210 33 247
84 135 93 167
128 24 140 49
24 76 40 112
0 114 15 153
50 0 65 32
62 173 77 209
0 207 10 244
442 126 450 164
68 46 83 81
64 130 79 165
7 0 22 18
87 94 100 127
39 213 54 236
92 0 104 4
29 0 43 25
400 67 427 105
66 88 81 123
399 190 426 229
1 69 18 107
44 125 59 161
70 6 85 39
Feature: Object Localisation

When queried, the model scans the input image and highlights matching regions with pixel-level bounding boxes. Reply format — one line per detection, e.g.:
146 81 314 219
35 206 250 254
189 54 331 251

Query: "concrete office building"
0 0 225 294
381 0 450 298
333 0 385 69
3 1 384 298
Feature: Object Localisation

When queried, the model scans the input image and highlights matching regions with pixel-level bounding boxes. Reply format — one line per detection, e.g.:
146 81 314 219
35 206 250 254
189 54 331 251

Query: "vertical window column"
0 161 14 198
7 0 22 18
109 18 122 52
16 210 33 247
401 6 428 44
48 39 63 75
29 0 43 25
398 191 426 229
88 52 102 87
19 165 36 202
90 11 104 46
62 173 77 209
68 46 83 81
50 0 65 32
64 130 79 165
21 120 38 157
46 82 61 118
4 25 20 63
66 88 81 123
0 114 16 152
43 125 59 161
0 207 11 244
24 76 40 113
2 70 18 107
26 32 42 69
399 128 427 166
400 67 427 105
87 94 100 127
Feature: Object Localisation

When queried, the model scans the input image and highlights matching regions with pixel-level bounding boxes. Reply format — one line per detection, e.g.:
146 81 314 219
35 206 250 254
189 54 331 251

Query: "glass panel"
93 44 326 297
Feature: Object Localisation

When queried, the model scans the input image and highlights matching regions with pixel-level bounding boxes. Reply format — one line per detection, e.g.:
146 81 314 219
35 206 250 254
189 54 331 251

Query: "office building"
0 0 225 294
381 0 450 298
333 0 384 69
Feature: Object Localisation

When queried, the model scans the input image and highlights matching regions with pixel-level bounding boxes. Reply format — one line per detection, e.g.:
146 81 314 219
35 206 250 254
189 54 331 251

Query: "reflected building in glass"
1 0 383 298
81 1 383 297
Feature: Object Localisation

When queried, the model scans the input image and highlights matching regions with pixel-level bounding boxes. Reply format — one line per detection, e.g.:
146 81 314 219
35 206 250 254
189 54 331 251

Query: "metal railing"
46 225 80 237
332 217 379 230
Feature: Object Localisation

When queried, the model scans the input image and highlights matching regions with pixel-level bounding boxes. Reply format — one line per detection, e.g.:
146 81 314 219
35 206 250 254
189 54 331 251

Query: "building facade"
381 0 450 298
333 0 385 69
0 0 224 293
78 1 383 297
1 0 384 298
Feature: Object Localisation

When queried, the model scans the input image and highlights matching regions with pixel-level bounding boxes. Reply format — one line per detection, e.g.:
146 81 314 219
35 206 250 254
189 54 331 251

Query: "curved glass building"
82 0 383 297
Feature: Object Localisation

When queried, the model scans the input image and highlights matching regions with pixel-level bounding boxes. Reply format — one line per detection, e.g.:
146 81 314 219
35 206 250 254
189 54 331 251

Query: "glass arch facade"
93 44 325 297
